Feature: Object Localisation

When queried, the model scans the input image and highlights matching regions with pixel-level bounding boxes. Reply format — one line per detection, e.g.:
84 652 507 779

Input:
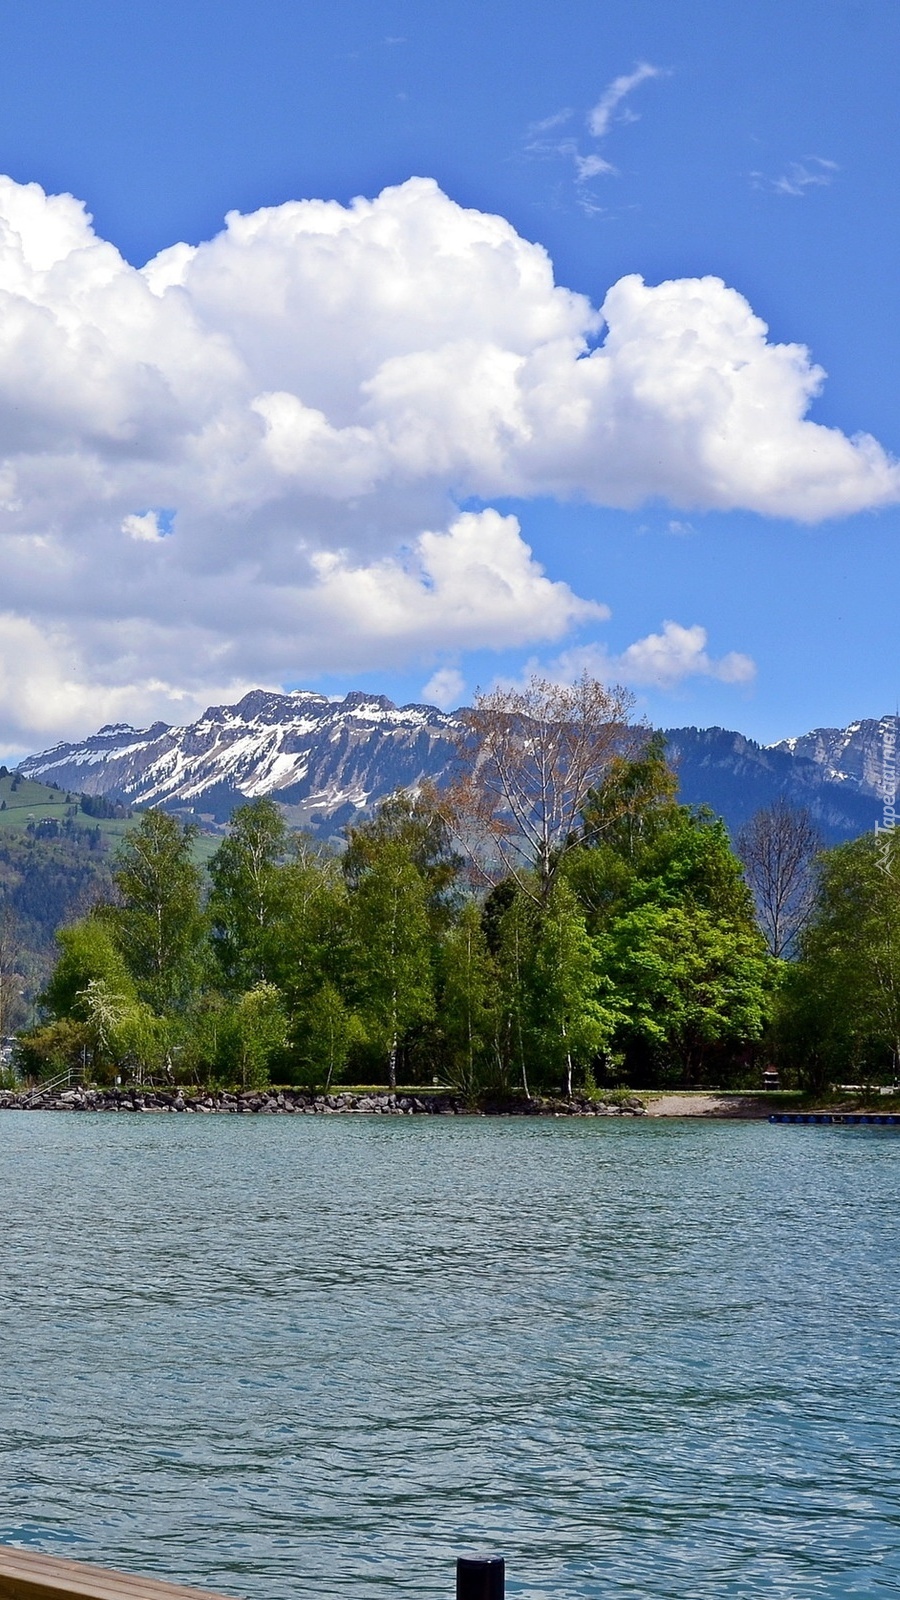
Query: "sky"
0 0 897 757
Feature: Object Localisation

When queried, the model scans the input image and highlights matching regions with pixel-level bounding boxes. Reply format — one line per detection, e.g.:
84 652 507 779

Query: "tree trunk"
562 1019 573 1098
388 1031 397 1091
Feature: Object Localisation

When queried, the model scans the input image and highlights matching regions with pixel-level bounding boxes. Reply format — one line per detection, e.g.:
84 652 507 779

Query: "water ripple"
1 1115 899 1597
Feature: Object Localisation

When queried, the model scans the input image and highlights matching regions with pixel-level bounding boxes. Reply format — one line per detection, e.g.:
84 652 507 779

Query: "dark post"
456 1555 504 1600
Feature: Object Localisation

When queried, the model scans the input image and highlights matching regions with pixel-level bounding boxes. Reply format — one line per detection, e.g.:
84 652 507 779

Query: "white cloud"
753 157 839 197
302 510 602 659
0 612 248 754
122 510 166 543
575 153 617 181
588 62 662 139
546 624 756 692
527 109 573 136
613 622 756 688
528 64 662 191
0 172 893 750
421 666 465 710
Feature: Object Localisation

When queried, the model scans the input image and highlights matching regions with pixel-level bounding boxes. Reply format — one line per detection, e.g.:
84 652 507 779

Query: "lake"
1 1112 899 1599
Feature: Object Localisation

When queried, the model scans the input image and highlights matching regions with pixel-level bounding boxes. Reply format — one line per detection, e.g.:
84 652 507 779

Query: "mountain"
18 690 460 841
770 718 891 800
663 726 881 843
17 690 887 845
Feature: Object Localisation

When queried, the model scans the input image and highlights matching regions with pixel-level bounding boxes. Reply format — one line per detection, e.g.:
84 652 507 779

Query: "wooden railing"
0 1545 505 1600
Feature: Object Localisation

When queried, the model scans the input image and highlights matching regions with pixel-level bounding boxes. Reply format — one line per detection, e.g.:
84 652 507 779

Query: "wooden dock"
0 1546 235 1600
0 1544 504 1600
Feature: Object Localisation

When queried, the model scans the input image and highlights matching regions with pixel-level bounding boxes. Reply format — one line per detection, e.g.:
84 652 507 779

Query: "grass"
0 771 222 867
0 771 133 844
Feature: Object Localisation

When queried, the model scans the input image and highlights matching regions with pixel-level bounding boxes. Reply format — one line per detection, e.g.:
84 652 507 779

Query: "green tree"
439 900 499 1096
778 831 900 1088
344 790 462 930
278 845 352 1011
350 840 434 1089
489 884 538 1098
529 878 619 1097
208 798 289 990
605 902 772 1084
74 978 168 1082
14 1017 91 1082
579 731 680 859
296 981 364 1090
113 810 206 1012
225 983 287 1090
42 917 135 1020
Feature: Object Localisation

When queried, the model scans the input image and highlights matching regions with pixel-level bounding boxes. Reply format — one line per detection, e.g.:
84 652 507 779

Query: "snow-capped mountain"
18 689 460 836
770 718 893 800
17 691 890 843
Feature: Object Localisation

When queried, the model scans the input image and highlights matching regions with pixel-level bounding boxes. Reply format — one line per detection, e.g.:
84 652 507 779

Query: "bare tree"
738 797 821 958
445 673 635 902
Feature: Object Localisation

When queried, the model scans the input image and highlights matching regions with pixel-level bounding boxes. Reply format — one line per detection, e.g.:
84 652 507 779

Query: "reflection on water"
1 1113 899 1598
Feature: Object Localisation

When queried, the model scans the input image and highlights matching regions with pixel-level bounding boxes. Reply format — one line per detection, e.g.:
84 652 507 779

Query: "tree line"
14 676 900 1098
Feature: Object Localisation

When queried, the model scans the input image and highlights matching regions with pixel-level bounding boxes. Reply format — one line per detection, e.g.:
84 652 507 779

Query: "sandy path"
644 1093 769 1118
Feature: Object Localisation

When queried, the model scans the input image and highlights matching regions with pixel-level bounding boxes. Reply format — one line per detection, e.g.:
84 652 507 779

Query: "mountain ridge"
18 691 891 845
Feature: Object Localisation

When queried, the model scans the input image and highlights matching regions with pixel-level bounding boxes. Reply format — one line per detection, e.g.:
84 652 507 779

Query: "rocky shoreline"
0 1086 647 1117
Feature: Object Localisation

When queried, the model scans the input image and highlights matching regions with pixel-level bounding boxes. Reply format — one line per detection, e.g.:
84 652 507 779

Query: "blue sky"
0 0 897 753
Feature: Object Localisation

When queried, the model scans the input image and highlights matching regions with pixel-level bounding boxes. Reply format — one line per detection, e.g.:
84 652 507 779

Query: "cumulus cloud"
547 625 757 692
122 510 169 543
421 666 465 710
0 171 894 750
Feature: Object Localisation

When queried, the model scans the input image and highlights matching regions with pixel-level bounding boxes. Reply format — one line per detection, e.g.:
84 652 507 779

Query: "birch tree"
351 841 433 1089
447 673 634 902
738 798 821 958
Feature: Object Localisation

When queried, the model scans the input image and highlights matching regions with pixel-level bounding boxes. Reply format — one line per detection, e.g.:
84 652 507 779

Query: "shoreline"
0 1086 643 1116
0 1086 780 1117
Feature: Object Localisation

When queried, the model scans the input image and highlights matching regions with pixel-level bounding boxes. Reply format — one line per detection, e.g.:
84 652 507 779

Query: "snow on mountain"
17 690 890 844
769 718 892 799
18 689 461 835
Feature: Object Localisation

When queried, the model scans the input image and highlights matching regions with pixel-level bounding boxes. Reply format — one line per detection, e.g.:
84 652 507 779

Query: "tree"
296 981 363 1090
226 983 287 1090
0 901 24 1038
343 789 463 930
42 916 135 1020
278 843 352 1012
780 831 900 1086
439 900 499 1096
738 798 821 958
579 731 680 859
113 810 206 1011
528 878 619 1098
350 840 434 1089
604 902 773 1084
489 884 538 1098
208 798 289 990
447 673 634 902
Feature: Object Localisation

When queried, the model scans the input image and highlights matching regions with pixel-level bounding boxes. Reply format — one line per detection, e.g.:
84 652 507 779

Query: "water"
1 1113 899 1600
